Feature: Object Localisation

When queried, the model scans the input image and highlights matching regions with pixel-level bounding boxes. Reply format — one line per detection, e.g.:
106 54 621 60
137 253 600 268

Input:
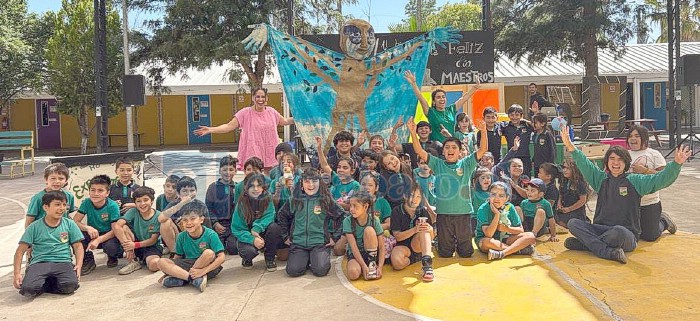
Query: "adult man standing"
528 83 553 119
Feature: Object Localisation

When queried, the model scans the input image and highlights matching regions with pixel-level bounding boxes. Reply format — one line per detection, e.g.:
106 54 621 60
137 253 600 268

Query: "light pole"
94 0 109 153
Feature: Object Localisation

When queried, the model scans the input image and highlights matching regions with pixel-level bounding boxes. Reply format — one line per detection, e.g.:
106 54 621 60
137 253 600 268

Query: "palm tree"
644 0 700 42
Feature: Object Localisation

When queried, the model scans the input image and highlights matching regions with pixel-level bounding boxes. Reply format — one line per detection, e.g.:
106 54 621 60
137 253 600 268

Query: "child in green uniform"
233 157 272 204
155 175 180 212
407 116 488 258
114 186 162 275
520 178 558 242
316 136 360 210
471 167 493 234
157 201 225 292
475 182 536 261
14 191 84 297
453 112 477 153
25 163 76 228
72 175 123 275
158 176 211 252
278 168 345 277
269 142 293 180
270 152 302 210
344 191 385 280
231 173 282 271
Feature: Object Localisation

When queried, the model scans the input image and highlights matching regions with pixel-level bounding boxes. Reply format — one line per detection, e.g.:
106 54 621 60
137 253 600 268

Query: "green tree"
404 0 436 30
45 0 123 154
643 0 700 42
389 1 481 32
493 0 634 123
0 0 45 120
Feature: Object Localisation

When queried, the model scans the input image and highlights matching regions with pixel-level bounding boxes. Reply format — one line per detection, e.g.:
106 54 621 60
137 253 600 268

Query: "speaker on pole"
122 74 146 106
678 54 700 86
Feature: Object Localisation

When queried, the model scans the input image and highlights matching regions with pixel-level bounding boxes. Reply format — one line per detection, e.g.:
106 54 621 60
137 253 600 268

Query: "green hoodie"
230 197 275 244
278 193 344 248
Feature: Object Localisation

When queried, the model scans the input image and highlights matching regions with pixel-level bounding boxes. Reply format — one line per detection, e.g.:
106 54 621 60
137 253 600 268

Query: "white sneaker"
118 260 142 275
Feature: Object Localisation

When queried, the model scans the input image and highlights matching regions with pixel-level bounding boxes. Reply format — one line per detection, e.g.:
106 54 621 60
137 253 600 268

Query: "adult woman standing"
404 71 479 143
194 88 294 171
626 125 677 241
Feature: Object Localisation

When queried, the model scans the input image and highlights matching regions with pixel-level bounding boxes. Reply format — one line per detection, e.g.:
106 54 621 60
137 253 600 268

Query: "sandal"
422 266 434 282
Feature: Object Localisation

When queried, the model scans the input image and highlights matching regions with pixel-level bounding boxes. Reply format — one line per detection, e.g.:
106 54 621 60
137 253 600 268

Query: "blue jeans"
568 218 637 260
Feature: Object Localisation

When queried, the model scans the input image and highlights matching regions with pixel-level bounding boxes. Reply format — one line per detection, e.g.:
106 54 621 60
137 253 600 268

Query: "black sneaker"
242 259 253 269
661 212 677 234
81 253 96 275
564 237 587 251
106 256 118 268
265 259 277 272
517 244 535 256
609 248 627 264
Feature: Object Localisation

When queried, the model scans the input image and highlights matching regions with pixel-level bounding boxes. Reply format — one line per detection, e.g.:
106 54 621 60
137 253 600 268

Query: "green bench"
0 131 35 178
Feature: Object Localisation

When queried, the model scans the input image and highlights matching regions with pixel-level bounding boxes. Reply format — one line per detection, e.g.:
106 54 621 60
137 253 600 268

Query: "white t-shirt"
628 148 666 206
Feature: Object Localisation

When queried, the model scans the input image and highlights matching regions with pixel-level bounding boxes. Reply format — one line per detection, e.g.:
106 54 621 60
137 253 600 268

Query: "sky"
28 0 657 41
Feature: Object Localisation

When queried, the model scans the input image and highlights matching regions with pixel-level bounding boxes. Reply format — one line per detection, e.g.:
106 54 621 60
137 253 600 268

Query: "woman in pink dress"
193 88 294 172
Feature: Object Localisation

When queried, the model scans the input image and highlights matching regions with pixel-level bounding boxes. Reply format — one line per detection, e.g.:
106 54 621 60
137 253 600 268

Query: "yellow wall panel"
504 85 527 109
135 95 160 146
9 99 35 131
162 95 188 145
210 94 235 144
601 83 621 121
60 112 97 148
107 109 127 147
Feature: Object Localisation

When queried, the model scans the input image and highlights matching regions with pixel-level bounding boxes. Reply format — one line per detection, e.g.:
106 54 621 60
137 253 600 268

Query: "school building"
4 42 700 150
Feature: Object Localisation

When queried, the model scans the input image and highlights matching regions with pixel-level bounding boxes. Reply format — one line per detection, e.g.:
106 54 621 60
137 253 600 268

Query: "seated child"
357 149 381 177
278 168 345 277
269 142 293 181
390 185 435 282
557 158 590 228
378 150 414 210
109 157 141 214
231 173 282 271
26 163 76 228
475 182 536 260
158 176 211 252
520 178 558 241
344 191 385 281
412 149 438 222
114 186 162 275
234 157 271 202
205 156 238 253
157 201 225 292
538 162 561 211
155 175 180 211
471 167 493 233
14 191 83 297
72 174 123 275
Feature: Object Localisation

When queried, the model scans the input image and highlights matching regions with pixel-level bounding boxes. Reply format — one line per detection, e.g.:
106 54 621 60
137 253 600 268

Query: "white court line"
0 196 28 278
333 257 440 321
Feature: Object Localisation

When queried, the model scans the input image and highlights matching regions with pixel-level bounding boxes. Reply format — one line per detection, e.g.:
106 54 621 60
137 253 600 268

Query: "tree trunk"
583 0 601 124
78 104 90 154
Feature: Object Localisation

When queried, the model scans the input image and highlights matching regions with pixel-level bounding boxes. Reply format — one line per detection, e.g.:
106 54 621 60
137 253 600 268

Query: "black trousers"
20 262 79 297
436 214 473 258
236 223 283 261
286 244 331 277
639 202 664 242
81 232 123 258
214 220 239 255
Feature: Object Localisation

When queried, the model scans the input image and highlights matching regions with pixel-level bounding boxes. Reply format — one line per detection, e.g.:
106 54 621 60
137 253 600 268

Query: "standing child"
477 107 503 163
269 142 293 181
390 185 435 281
538 162 561 211
500 104 534 175
113 186 162 275
13 191 83 297
206 156 238 253
278 168 345 277
519 178 558 241
26 163 76 228
368 135 386 154
475 182 536 260
155 175 180 212
230 173 283 271
316 136 361 210
531 112 557 175
556 158 590 229
157 202 225 292
453 112 477 153
72 174 123 275
378 150 414 210
109 157 141 214
344 191 386 281
270 152 302 209
407 116 488 258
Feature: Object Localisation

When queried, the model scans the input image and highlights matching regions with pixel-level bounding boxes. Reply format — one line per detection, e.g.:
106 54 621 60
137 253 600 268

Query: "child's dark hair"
626 125 650 149
603 146 632 173
358 149 381 164
430 89 446 108
369 135 385 146
238 173 271 225
333 130 355 146
292 168 333 213
42 190 67 206
424 146 440 158
507 104 524 115
455 112 475 132
180 201 207 217
165 174 180 185
176 176 197 193
483 106 497 117
532 112 548 125
443 137 463 149
359 170 380 195
132 186 156 200
348 191 376 230
379 150 413 177
281 152 300 167
337 156 357 172
219 155 238 168
472 167 493 192
44 162 70 180
89 174 112 188
539 163 562 184
489 181 512 200
404 183 424 203
115 157 133 169
561 158 586 193
244 157 264 171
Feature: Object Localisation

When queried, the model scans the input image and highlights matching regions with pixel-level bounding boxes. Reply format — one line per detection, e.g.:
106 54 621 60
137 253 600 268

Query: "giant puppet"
242 20 461 151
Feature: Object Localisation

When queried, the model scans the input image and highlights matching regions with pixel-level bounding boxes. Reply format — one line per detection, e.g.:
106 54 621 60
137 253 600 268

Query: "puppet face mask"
340 19 376 60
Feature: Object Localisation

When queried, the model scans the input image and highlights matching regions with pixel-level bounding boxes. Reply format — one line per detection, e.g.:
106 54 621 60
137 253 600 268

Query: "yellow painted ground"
344 232 700 321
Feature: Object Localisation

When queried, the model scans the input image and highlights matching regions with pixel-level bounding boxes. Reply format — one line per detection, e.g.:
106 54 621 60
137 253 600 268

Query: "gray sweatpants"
20 262 79 297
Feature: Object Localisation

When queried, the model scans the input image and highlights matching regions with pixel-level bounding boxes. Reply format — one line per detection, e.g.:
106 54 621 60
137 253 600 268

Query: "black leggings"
236 223 283 261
